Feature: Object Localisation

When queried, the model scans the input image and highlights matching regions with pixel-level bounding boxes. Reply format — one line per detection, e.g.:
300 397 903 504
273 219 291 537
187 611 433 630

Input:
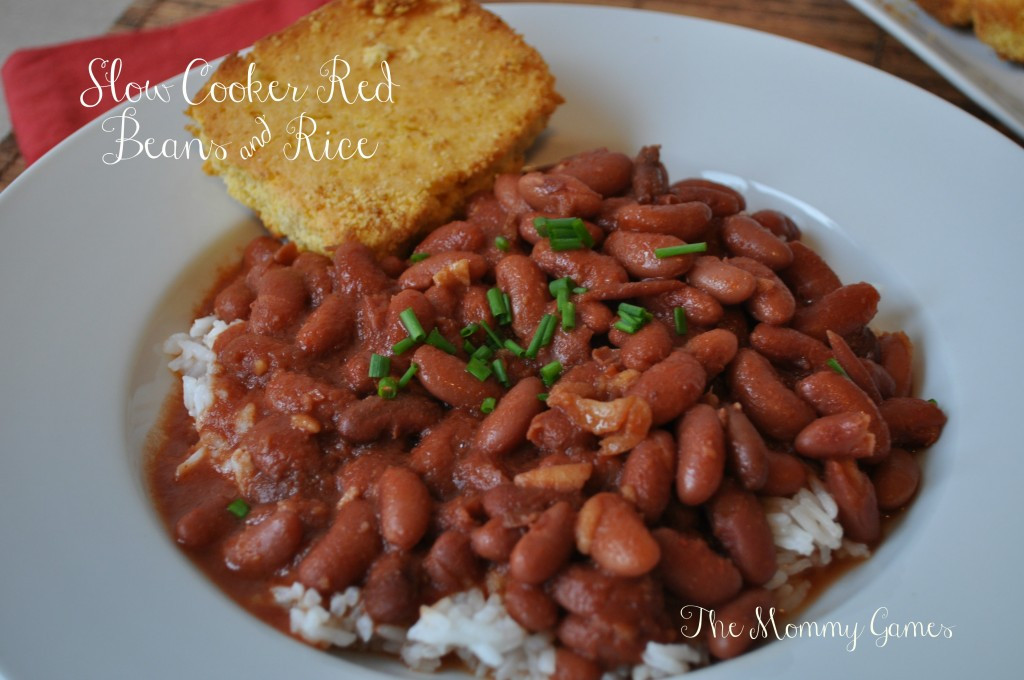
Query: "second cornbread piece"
187 0 561 255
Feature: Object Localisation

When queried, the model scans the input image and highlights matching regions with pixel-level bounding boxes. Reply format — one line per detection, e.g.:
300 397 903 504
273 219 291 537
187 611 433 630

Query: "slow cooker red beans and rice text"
150 146 946 678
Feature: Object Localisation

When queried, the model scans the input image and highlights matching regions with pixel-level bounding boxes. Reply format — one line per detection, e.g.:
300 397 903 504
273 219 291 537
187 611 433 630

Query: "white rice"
163 314 239 423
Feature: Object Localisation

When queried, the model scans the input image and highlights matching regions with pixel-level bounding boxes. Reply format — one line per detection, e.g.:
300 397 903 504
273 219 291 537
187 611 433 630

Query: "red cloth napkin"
1 0 331 164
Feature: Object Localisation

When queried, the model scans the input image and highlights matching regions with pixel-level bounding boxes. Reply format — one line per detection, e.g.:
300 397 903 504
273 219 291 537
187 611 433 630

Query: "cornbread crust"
973 0 1024 62
187 0 561 255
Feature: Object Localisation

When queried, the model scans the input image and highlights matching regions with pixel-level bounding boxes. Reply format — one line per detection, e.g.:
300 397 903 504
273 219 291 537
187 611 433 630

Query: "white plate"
1 4 1023 679
847 0 1024 141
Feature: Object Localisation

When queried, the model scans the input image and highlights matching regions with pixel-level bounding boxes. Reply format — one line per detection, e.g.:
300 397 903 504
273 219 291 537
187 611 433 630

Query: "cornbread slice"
973 0 1024 62
916 0 974 26
187 0 561 255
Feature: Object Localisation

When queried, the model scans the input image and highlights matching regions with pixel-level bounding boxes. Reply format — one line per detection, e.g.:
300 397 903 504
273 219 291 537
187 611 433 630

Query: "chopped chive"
502 293 513 325
480 320 503 349
572 286 588 294
392 336 417 356
673 306 688 335
550 237 585 251
466 357 493 382
927 398 938 405
426 328 457 355
654 242 708 259
377 376 399 399
561 300 576 330
571 220 594 248
540 360 563 387
614 319 641 334
495 236 510 252
504 338 527 358
400 308 426 342
481 397 497 414
525 316 549 359
227 498 249 519
537 393 549 402
826 358 848 377
617 303 652 322
541 313 557 346
488 287 510 324
533 216 550 237
549 277 573 297
472 344 495 362
463 339 477 355
368 353 391 378
409 252 430 263
460 323 480 338
492 358 510 387
398 363 419 388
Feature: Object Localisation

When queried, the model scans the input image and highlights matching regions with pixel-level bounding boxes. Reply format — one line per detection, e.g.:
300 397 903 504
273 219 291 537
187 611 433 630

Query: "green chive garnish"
504 338 527 358
399 363 419 388
540 360 562 387
540 313 557 346
492 358 510 387
480 320 503 349
673 306 688 335
927 398 938 405
410 252 430 263
392 336 417 356
368 353 391 378
537 393 548 402
654 242 708 259
466 357 493 382
463 339 477 355
549 277 573 297
227 498 249 519
572 286 588 294
495 236 510 252
426 328 457 355
481 397 497 414
618 303 651 321
533 216 550 237
614 318 641 334
488 287 510 324
550 237 585 251
472 344 495 362
826 358 848 377
526 314 557 358
400 308 426 342
561 300 576 330
378 376 399 399
502 293 512 324
460 323 480 338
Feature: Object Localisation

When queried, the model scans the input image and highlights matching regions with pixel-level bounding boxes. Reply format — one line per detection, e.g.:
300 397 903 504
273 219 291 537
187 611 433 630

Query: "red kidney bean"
726 257 796 326
531 239 629 289
504 579 559 632
413 345 503 409
751 209 801 241
792 282 880 341
295 293 355 355
482 483 563 528
243 235 279 269
407 412 476 496
552 648 603 680
551 148 634 197
796 370 891 460
879 331 914 397
826 330 883 403
576 493 661 577
577 299 614 333
383 288 436 347
362 552 419 626
214 278 254 322
297 499 381 593
223 508 303 576
779 241 841 305
175 497 236 549
470 517 522 562
518 172 603 217
653 528 743 607
332 241 393 296
291 250 333 304
631 145 669 203
872 448 921 510
708 483 777 586
423 530 483 597
453 285 493 328
337 393 443 443
249 267 308 335
527 407 596 452
495 254 550 338
684 329 739 377
474 377 546 456
861 359 897 400
620 430 676 521
510 501 576 584
377 466 433 550
582 279 684 302
642 285 724 327
669 178 745 216
760 451 807 496
749 323 832 372
397 251 488 290
613 202 713 241
414 220 485 254
217 332 294 380
722 215 794 270
878 397 947 448
627 350 707 425
620 322 674 372
724 405 769 491
795 412 876 459
825 460 880 543
493 172 532 216
728 348 817 442
687 256 758 305
603 230 695 279
706 589 775 660
675 404 726 505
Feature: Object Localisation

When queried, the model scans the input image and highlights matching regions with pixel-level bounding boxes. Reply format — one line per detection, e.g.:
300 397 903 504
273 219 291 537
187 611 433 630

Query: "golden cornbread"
916 0 974 26
187 0 561 255
973 0 1024 62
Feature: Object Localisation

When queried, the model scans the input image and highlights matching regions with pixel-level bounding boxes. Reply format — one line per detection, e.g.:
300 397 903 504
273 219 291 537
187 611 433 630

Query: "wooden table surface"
0 0 1019 191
